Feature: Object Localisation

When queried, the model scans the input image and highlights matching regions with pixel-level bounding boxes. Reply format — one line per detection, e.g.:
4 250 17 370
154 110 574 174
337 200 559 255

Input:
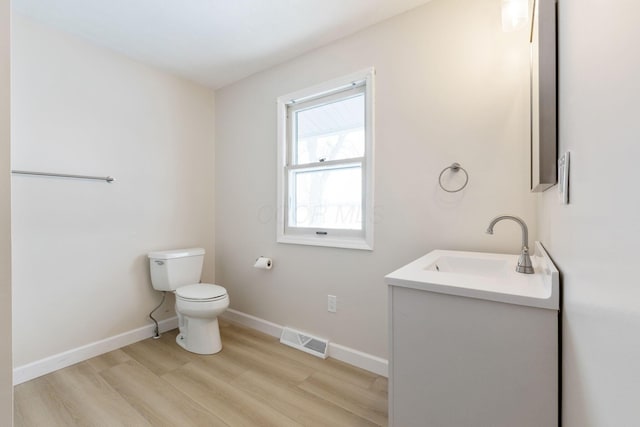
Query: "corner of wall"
0 0 13 424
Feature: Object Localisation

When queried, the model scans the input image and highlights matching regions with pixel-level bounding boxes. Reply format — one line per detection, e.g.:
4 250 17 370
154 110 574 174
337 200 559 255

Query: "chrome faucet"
486 215 534 274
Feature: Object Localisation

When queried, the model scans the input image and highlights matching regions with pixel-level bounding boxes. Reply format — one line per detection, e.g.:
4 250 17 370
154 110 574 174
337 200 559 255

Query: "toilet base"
176 317 223 355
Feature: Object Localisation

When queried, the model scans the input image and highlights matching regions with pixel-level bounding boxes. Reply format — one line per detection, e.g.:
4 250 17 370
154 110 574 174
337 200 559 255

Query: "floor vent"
280 327 329 359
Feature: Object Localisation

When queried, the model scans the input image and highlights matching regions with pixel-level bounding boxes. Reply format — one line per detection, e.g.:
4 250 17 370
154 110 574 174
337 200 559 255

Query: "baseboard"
221 308 388 377
13 317 178 385
15 309 390 385
328 342 389 377
222 308 284 338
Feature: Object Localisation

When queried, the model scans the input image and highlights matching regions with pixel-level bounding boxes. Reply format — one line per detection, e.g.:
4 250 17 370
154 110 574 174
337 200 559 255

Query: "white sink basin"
386 241 559 310
425 255 509 277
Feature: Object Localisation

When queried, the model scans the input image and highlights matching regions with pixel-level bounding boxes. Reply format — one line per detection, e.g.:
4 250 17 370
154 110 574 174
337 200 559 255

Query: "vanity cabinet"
386 243 559 427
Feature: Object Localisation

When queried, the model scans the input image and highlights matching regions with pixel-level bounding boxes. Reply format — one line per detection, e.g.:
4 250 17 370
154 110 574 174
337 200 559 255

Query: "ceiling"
13 0 434 89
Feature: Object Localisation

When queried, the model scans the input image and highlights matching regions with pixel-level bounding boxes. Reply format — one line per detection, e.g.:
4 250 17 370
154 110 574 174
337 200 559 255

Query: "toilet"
147 248 229 355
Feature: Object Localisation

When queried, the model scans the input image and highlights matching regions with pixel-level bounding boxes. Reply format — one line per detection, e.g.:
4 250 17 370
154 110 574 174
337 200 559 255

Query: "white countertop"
385 241 559 310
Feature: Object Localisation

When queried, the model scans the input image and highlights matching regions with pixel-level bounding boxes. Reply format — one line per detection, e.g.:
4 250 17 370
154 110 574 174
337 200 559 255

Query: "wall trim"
13 317 178 385
221 308 388 377
222 308 284 338
14 309 389 385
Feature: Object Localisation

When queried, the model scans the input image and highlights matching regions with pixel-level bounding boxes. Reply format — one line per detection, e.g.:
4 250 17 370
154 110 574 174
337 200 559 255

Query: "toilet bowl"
175 283 229 354
147 248 229 355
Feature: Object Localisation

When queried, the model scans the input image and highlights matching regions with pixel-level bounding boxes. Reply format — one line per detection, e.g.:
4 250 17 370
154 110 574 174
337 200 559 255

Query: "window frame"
276 68 375 250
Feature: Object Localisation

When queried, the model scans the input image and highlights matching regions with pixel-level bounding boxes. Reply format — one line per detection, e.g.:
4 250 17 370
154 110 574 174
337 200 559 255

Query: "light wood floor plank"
179 352 249 384
125 329 243 380
86 348 132 373
219 334 315 384
100 359 228 426
17 361 152 427
120 335 192 376
15 325 388 426
371 376 389 396
299 371 389 426
232 369 380 427
163 362 301 427
222 323 379 390
14 376 80 427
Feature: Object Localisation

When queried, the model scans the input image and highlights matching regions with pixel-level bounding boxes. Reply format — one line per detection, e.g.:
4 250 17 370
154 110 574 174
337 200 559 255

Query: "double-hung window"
277 68 374 250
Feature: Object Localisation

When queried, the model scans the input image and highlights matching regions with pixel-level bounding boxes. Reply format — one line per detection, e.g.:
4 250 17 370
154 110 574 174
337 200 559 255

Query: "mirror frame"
530 0 557 192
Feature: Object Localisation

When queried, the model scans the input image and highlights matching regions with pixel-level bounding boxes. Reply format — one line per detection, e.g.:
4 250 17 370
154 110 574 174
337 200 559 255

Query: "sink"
425 255 509 277
386 241 559 310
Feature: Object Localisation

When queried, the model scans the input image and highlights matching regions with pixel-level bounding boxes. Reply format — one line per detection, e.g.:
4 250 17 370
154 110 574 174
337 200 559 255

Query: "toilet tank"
148 248 205 291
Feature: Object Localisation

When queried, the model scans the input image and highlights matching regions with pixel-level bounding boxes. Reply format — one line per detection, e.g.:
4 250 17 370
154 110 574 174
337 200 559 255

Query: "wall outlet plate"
558 151 570 204
328 295 337 313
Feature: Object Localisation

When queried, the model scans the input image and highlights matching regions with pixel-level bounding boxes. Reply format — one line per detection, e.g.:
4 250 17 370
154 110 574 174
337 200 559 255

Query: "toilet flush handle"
154 260 164 265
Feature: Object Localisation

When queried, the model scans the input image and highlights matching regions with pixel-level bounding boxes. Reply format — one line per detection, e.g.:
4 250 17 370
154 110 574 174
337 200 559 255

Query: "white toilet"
147 248 229 355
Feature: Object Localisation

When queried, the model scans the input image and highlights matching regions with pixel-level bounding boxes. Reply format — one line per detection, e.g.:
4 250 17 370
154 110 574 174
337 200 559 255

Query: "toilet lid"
176 283 227 301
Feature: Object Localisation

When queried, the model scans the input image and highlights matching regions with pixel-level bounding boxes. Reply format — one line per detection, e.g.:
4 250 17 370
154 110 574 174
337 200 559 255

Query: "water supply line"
149 291 167 339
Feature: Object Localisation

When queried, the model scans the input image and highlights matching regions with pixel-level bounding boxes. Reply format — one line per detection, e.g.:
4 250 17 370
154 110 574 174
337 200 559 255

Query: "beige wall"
215 0 535 359
0 0 12 423
9 1 640 425
11 15 215 368
539 1 640 425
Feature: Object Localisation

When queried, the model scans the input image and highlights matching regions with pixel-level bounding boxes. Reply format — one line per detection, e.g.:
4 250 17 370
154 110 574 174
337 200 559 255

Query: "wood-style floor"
14 322 388 426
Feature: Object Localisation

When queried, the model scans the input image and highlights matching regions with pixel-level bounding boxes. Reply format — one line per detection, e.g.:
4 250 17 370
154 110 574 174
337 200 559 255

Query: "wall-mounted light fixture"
502 0 528 32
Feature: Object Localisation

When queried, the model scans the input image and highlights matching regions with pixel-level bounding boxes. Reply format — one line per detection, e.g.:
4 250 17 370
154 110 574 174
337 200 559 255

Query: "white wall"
215 0 536 359
11 15 215 368
538 1 640 425
0 0 13 423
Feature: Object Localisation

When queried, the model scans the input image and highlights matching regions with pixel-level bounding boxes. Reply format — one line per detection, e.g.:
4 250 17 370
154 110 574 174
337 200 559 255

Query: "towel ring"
438 162 469 193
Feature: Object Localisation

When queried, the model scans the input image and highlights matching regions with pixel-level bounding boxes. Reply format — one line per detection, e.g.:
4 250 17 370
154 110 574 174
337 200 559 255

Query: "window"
277 68 374 250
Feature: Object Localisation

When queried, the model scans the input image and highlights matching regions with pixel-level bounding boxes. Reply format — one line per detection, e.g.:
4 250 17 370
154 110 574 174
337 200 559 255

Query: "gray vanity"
385 241 559 427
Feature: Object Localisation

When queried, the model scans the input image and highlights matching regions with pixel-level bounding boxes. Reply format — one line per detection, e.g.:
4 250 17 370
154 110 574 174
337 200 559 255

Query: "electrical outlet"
327 295 337 313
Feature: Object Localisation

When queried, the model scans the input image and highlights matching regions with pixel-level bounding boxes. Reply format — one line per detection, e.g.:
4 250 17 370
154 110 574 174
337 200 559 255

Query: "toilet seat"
176 283 227 302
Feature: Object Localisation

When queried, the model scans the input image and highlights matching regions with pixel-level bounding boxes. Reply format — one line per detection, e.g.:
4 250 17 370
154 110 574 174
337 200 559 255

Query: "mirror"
530 0 557 192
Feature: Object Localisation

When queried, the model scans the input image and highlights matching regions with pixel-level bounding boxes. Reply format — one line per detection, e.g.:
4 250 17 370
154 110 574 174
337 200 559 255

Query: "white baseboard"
13 317 178 385
14 309 389 385
222 308 283 338
221 308 388 377
328 343 389 377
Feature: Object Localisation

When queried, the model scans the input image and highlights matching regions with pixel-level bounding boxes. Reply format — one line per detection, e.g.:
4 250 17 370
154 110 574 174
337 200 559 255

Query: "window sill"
277 234 373 251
